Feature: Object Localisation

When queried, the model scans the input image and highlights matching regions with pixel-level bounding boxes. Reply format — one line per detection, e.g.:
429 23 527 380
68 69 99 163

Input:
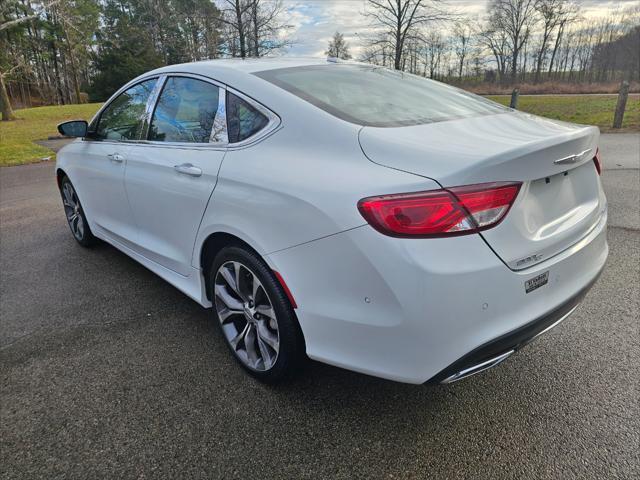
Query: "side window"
148 77 220 143
226 92 269 143
95 79 157 141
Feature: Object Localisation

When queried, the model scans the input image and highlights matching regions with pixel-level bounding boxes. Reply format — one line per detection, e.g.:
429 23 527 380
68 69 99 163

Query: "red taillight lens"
593 147 602 175
358 182 521 238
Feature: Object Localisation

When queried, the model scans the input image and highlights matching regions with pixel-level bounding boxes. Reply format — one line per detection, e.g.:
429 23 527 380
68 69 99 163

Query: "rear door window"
148 77 221 143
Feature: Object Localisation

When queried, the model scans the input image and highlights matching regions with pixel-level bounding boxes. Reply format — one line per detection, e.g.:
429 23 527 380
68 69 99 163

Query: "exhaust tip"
440 349 515 384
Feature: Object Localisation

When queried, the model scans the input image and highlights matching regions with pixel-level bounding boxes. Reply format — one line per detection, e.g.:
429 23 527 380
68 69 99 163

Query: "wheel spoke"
251 276 261 301
218 307 243 324
214 284 243 311
255 305 275 319
256 321 279 352
234 262 248 301
63 185 75 207
220 264 240 297
76 217 84 237
244 324 259 367
256 335 272 369
71 215 81 236
229 323 250 350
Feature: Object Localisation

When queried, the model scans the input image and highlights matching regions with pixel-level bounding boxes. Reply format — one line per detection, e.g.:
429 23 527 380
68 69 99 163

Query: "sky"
279 0 639 57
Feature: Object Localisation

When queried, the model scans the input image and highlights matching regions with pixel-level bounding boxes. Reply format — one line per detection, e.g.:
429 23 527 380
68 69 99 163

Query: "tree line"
1 0 290 119
360 0 639 87
1 0 639 121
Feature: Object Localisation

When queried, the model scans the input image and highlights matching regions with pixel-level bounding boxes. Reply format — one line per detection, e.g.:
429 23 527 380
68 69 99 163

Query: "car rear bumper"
426 269 601 384
267 210 608 384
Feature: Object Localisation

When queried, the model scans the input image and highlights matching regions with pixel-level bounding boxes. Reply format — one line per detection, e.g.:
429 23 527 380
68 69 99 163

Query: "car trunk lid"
358 111 606 270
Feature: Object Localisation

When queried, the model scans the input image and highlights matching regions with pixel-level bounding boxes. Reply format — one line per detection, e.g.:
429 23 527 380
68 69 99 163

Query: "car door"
123 75 227 276
71 78 158 246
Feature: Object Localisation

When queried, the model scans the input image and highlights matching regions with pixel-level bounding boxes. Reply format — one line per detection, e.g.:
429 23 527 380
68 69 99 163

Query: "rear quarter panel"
193 109 442 264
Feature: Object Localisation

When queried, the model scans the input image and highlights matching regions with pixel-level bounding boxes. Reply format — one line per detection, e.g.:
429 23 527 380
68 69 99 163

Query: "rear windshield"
255 64 507 127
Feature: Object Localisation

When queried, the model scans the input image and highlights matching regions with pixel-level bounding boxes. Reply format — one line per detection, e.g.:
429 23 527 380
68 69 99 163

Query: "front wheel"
59 176 97 247
210 246 306 383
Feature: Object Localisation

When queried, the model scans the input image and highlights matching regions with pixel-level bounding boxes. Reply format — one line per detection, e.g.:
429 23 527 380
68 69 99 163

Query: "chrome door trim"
211 86 228 144
140 75 168 141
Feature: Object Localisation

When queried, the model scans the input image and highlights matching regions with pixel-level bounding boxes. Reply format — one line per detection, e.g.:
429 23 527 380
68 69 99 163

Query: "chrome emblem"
516 253 544 267
554 148 592 166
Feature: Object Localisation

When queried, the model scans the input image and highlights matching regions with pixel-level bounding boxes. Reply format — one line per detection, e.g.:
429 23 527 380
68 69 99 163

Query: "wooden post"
510 88 519 109
613 81 630 129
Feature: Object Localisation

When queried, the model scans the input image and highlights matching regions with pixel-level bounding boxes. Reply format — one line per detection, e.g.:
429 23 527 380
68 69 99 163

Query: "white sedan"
56 58 608 384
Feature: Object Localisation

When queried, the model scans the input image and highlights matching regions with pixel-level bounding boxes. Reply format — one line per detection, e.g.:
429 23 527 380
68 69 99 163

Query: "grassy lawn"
488 94 640 132
0 103 102 167
1 95 637 167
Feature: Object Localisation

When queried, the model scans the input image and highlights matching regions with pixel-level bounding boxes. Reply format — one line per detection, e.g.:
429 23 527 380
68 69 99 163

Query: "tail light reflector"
358 182 521 238
593 148 602 175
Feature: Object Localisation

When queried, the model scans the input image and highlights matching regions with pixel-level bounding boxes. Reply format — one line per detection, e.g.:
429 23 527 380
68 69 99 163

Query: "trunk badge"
554 148 592 166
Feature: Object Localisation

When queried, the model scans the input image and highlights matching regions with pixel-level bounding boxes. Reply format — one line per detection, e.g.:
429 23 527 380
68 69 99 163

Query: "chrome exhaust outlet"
441 349 515 384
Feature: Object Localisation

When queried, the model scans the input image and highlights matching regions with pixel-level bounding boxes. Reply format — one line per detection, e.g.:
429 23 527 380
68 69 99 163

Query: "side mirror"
57 120 88 138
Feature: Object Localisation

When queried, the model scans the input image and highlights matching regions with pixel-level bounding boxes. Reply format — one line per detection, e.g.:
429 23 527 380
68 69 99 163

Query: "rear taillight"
358 182 521 238
593 148 602 175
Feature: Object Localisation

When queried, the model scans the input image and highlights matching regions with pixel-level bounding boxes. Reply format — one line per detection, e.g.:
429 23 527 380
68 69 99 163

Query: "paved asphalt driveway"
1 134 638 479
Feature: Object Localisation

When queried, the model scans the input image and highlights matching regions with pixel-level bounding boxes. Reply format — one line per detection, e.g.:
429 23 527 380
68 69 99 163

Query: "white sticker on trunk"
525 271 549 294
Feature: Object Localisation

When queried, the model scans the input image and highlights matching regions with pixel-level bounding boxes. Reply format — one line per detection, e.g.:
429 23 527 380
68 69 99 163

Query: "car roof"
149 57 365 76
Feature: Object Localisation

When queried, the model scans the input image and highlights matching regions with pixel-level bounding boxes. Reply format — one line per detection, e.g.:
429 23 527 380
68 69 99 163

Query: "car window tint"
96 79 157 140
148 77 220 143
255 65 507 127
226 92 269 143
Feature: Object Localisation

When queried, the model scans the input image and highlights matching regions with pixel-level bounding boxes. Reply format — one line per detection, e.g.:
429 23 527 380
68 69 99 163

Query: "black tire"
59 175 97 247
210 245 306 383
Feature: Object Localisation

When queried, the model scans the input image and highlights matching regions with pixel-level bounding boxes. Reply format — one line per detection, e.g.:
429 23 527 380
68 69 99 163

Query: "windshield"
255 64 507 127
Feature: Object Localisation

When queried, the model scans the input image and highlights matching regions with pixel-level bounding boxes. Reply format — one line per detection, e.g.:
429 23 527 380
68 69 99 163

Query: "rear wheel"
59 176 97 247
210 246 305 383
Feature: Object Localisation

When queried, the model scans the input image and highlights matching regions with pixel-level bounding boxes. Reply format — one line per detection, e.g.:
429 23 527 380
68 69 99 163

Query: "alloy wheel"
214 261 280 371
62 182 85 241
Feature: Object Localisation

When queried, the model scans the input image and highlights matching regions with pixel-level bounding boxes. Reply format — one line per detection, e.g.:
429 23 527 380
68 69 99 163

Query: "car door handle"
107 153 124 163
174 163 202 177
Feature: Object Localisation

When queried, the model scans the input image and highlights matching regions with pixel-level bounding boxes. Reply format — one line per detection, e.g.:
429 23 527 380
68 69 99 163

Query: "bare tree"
477 23 509 82
546 0 578 79
220 0 290 58
453 21 472 79
326 31 352 59
486 0 538 83
220 0 250 58
533 0 563 83
424 31 445 78
364 0 451 70
247 0 291 57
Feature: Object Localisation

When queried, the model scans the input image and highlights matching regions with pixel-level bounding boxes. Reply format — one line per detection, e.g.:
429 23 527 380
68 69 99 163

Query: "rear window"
255 65 507 127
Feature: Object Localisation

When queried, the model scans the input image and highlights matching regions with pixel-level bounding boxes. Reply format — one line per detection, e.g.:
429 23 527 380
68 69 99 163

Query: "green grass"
487 94 640 132
0 103 102 167
1 95 637 167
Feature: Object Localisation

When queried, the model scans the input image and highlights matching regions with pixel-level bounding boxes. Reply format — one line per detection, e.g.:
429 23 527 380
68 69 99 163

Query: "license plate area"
525 271 549 293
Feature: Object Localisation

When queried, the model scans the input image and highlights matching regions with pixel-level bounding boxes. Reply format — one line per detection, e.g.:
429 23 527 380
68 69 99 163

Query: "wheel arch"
199 231 263 302
55 167 68 189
